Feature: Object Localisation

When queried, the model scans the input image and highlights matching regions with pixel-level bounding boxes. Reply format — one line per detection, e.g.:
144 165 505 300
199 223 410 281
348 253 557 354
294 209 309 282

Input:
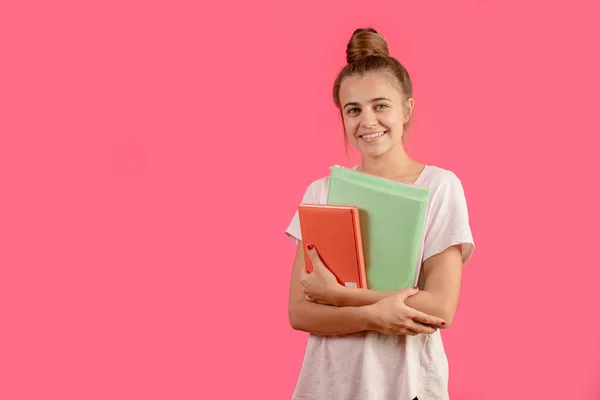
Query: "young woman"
285 28 475 400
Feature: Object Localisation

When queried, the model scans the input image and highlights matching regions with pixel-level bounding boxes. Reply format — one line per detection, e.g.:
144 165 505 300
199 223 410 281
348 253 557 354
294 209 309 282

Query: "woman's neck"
357 147 423 183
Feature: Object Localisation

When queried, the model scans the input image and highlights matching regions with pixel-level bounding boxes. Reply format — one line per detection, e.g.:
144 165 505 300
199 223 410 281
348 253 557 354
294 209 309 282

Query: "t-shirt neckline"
351 164 429 186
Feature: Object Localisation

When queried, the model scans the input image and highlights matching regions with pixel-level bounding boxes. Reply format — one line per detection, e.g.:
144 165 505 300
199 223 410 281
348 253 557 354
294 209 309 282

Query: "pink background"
2 0 600 399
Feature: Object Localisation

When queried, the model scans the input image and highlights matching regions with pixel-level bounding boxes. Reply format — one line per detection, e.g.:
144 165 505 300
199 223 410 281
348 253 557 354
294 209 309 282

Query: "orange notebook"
298 204 367 289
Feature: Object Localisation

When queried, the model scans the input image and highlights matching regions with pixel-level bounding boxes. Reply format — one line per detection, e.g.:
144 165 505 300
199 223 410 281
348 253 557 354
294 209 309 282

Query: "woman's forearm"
335 288 449 325
289 299 375 336
334 287 397 307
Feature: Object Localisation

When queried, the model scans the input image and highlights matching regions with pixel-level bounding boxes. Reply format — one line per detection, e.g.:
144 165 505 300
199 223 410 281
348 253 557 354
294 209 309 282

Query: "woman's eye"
376 104 388 110
347 108 359 114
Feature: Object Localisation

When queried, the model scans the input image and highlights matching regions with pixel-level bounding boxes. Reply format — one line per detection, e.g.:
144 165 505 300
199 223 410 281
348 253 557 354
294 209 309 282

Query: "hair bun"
346 28 389 64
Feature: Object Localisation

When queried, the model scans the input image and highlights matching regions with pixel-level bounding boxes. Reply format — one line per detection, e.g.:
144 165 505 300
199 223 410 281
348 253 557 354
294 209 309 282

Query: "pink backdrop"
2 0 600 399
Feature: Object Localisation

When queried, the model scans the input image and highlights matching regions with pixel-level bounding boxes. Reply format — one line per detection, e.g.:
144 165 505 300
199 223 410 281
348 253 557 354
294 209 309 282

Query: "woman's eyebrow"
343 97 392 109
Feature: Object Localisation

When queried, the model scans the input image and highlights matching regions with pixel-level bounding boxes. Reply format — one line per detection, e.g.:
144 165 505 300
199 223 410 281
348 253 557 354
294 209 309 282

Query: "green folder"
327 165 430 291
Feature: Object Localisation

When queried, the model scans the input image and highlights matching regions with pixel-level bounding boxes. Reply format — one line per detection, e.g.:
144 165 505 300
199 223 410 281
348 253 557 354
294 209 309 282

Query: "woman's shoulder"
422 164 461 181
420 164 465 191
299 175 330 205
418 165 471 208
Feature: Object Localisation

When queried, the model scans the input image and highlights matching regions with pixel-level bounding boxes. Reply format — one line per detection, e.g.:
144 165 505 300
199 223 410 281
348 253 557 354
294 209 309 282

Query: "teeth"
362 132 385 139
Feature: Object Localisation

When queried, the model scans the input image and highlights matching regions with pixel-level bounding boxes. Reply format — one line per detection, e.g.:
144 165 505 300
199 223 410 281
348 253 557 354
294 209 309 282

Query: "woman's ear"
403 98 415 124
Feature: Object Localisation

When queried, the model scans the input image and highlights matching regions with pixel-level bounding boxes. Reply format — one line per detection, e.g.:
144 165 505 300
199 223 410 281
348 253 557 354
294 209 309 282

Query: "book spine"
351 207 368 290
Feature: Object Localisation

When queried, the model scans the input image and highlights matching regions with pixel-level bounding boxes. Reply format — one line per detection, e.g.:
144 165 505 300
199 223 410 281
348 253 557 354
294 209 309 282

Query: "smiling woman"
285 28 475 400
333 28 415 170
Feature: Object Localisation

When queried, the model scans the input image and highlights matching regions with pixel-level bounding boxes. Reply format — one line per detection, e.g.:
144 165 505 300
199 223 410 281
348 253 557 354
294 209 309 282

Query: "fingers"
407 320 437 335
394 287 447 328
395 320 436 336
305 244 323 269
410 309 446 328
395 286 419 301
305 294 328 305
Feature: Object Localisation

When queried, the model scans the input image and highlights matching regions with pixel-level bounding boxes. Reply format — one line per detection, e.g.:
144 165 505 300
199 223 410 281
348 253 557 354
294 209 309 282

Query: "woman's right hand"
366 287 446 336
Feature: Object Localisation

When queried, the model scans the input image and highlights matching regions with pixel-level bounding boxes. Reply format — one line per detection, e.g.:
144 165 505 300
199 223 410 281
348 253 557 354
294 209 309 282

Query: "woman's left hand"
300 244 345 306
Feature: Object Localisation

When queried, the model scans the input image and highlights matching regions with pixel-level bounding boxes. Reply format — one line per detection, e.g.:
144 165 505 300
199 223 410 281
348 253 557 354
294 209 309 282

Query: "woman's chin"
358 143 391 158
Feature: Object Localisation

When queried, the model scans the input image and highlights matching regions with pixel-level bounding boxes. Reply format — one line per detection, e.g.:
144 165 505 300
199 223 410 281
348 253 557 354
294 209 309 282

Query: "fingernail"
307 244 314 250
441 321 446 326
413 286 418 289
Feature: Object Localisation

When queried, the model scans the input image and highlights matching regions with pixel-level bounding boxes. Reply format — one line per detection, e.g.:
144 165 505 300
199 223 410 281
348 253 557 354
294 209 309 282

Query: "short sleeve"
285 179 321 245
422 173 475 265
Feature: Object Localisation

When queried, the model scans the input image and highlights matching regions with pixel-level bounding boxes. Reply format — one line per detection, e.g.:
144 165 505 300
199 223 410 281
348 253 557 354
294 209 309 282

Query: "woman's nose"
360 118 377 128
359 110 377 128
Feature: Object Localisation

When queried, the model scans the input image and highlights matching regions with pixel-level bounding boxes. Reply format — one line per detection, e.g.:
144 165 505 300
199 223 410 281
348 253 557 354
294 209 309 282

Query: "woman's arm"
332 245 463 327
289 242 447 336
406 245 462 327
288 243 374 336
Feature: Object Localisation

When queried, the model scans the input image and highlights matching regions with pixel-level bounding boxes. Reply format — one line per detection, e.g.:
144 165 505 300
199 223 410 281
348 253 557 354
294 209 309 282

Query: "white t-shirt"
285 165 475 400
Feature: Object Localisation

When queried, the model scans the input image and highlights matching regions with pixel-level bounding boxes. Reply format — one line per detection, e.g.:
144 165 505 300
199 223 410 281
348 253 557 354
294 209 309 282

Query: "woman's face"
338 71 413 159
